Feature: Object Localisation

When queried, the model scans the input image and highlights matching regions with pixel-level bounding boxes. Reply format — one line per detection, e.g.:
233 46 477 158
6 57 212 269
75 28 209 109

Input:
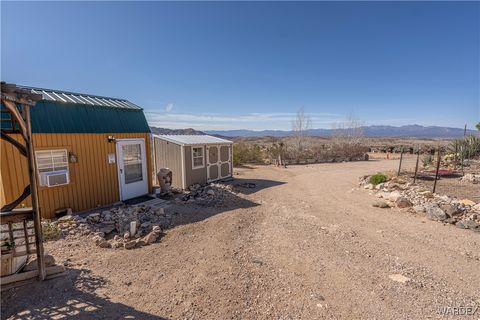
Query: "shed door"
116 139 148 200
207 145 231 182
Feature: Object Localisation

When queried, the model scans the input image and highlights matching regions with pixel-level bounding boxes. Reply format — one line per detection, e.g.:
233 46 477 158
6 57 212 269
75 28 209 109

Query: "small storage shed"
1 85 153 218
153 135 233 189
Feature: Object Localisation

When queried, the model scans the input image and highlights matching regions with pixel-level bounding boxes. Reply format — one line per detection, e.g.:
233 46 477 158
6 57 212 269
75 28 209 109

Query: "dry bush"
233 142 264 166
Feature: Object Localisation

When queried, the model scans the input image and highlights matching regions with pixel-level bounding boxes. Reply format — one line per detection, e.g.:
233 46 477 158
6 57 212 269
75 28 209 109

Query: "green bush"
42 220 62 241
369 173 387 185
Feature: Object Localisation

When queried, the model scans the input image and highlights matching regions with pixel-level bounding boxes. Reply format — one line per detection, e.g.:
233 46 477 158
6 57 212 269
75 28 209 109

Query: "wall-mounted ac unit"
41 170 69 187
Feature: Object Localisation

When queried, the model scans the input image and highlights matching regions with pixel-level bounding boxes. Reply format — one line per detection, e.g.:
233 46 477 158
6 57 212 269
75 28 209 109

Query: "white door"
116 139 148 200
207 145 232 182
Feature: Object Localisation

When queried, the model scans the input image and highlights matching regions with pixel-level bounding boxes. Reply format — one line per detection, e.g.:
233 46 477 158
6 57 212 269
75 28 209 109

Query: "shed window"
192 147 204 169
35 149 69 186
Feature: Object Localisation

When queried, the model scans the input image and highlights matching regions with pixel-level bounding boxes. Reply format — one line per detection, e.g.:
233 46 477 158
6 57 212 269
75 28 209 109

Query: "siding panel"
1 133 151 218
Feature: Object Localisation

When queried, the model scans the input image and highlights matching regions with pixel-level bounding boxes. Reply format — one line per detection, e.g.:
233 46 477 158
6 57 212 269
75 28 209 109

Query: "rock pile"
176 183 239 207
360 175 480 232
460 173 480 184
50 205 171 249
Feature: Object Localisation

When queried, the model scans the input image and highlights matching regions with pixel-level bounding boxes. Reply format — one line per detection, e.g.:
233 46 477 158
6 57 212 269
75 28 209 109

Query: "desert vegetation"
233 111 369 166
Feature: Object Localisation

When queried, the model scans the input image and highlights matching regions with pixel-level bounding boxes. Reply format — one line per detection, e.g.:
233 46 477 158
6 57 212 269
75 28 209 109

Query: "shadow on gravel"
169 178 285 228
229 178 286 195
1 268 168 320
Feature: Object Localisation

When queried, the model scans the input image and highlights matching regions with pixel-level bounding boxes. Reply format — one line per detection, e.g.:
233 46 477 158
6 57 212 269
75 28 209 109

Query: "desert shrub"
42 220 62 241
422 154 433 168
233 142 264 166
369 173 387 185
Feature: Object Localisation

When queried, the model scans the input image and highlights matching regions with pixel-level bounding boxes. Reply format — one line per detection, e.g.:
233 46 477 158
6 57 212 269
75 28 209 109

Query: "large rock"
23 254 56 271
57 215 74 222
387 191 402 202
395 197 412 208
142 230 161 245
124 240 137 250
97 239 111 248
373 201 390 208
413 205 425 214
439 204 462 218
456 199 476 207
456 220 479 230
425 204 447 221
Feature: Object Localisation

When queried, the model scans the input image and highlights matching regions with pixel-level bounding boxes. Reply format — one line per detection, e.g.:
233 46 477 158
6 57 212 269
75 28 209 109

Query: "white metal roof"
17 85 142 110
154 134 233 146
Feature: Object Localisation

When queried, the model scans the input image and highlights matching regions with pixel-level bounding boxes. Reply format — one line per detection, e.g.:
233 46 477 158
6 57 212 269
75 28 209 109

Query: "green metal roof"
1 99 150 134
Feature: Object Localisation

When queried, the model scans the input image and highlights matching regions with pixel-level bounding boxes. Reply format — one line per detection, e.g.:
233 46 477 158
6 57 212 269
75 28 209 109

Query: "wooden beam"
1 82 42 106
1 100 27 141
0 185 31 212
0 265 66 290
0 209 34 223
0 131 27 157
24 104 46 281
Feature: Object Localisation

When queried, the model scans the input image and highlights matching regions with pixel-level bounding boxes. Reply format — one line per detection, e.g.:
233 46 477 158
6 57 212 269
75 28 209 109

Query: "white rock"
389 274 411 283
388 191 402 202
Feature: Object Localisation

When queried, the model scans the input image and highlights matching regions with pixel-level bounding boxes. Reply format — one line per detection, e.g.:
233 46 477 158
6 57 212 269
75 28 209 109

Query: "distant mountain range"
150 125 479 138
150 127 205 135
205 125 479 138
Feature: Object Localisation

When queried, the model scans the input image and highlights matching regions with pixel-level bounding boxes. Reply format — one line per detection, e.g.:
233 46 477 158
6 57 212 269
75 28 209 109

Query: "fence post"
413 150 420 183
397 146 404 176
433 147 441 194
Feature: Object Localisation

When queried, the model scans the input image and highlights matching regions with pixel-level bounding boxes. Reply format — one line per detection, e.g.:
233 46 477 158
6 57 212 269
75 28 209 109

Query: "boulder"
142 231 159 245
395 197 412 208
387 191 402 202
425 204 447 221
456 199 476 207
373 201 390 208
97 239 111 248
439 204 462 218
135 239 146 248
412 205 425 214
23 254 56 272
124 240 137 250
456 220 479 230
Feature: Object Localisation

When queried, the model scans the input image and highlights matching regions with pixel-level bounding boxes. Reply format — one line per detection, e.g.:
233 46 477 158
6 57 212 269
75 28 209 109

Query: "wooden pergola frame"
1 82 46 280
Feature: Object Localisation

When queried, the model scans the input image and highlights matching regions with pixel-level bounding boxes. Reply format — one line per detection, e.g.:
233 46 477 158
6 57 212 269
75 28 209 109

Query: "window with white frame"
192 147 204 169
35 149 69 186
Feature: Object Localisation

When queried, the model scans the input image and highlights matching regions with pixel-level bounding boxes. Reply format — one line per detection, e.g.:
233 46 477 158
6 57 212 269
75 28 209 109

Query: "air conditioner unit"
44 170 69 187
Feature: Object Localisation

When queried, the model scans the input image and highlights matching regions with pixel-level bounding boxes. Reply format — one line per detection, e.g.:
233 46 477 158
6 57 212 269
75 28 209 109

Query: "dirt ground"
2 158 479 319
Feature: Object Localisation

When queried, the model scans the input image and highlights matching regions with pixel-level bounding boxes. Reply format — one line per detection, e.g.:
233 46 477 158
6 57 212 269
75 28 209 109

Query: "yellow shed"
1 86 153 219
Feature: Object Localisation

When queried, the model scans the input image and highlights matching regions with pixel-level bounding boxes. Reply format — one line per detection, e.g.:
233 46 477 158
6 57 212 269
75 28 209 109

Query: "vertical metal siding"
153 138 183 189
0 133 152 218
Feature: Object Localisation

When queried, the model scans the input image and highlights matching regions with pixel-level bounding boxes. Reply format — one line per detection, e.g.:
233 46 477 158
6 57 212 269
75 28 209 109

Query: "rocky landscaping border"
360 175 480 232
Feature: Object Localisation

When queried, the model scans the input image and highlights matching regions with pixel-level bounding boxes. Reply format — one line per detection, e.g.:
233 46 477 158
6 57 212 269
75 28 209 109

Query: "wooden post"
397 146 404 176
413 150 420 183
454 140 458 170
433 147 441 194
24 104 46 280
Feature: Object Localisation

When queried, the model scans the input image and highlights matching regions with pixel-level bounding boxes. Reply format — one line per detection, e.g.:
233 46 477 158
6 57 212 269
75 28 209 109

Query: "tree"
476 122 480 131
331 114 367 160
291 107 311 161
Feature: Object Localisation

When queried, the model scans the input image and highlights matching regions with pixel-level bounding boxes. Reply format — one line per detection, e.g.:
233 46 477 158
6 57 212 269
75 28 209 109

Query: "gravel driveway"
2 159 479 319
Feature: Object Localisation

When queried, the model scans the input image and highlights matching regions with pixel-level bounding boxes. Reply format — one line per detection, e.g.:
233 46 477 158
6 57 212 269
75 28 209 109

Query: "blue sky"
1 1 479 131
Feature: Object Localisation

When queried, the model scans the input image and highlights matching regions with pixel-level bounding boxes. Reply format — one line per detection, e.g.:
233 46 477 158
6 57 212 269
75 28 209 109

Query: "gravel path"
2 159 479 319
